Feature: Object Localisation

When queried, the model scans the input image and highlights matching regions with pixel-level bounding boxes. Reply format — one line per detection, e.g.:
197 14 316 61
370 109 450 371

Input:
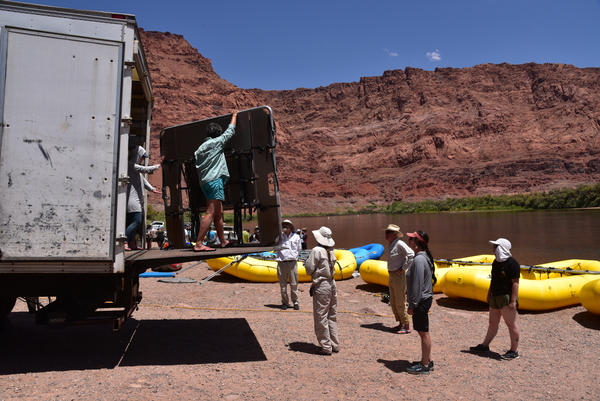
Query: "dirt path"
1 261 599 400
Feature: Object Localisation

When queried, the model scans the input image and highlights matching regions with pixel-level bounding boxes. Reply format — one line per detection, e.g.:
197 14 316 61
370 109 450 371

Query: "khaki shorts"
490 294 519 309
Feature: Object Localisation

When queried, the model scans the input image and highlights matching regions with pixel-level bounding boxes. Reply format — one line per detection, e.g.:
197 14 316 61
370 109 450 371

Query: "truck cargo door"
0 29 123 261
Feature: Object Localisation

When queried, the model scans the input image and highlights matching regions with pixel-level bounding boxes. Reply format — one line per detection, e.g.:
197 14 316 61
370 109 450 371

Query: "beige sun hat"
313 226 335 247
282 219 296 232
383 224 403 237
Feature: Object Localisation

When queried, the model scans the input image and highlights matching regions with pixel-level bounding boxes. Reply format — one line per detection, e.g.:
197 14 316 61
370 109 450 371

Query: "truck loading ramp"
125 245 280 272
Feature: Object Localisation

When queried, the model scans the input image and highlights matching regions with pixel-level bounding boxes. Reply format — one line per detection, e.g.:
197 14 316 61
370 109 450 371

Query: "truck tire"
0 296 17 319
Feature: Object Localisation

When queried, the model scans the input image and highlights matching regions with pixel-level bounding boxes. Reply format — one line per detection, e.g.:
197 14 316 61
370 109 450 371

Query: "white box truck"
0 1 155 328
0 1 282 329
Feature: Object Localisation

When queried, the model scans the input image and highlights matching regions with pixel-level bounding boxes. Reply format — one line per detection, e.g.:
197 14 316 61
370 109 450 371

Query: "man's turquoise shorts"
201 176 226 201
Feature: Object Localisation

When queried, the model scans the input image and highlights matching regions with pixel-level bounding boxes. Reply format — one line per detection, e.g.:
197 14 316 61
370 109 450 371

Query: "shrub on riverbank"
378 183 600 214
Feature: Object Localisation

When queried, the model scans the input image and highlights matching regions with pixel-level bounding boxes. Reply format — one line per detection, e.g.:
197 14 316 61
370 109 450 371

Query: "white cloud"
382 48 398 57
426 50 441 61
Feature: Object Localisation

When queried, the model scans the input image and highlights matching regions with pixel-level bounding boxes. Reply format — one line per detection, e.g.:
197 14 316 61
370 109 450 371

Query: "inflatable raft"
349 243 385 268
205 249 357 283
442 258 600 311
359 255 493 293
360 255 600 311
579 279 600 315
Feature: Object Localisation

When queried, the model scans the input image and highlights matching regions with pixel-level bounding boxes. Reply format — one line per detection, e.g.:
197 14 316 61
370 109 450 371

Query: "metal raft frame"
159 106 282 248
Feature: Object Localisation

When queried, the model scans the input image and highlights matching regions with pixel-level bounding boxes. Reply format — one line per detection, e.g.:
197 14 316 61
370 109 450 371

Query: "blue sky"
31 0 600 90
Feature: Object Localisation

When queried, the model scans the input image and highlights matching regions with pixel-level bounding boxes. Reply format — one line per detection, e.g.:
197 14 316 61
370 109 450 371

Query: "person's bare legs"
482 307 502 346
419 331 431 366
211 199 229 247
194 199 219 251
500 305 520 351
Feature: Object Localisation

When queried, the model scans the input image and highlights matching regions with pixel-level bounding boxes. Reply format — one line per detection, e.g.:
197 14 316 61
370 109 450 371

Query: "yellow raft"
579 279 600 315
205 249 357 283
359 255 493 293
442 258 600 311
360 255 600 311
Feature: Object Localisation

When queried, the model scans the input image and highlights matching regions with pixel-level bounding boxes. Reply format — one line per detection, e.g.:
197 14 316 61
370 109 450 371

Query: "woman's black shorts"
412 296 433 332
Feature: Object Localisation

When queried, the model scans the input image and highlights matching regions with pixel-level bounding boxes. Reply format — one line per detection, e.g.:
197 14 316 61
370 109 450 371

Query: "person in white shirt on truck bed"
126 145 160 251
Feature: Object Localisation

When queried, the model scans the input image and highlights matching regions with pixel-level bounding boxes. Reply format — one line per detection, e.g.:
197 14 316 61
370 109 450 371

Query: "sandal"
395 328 411 334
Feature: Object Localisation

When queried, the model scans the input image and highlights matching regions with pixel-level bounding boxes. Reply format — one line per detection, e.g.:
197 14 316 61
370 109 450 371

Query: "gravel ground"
1 260 599 400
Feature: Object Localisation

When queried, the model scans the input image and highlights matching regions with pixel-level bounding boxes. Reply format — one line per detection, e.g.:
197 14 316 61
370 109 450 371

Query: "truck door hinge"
116 235 127 244
118 174 130 186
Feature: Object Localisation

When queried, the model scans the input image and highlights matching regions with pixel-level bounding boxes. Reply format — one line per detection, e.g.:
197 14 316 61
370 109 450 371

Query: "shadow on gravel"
360 322 390 333
287 341 320 355
436 296 488 311
0 314 266 375
264 304 287 310
355 283 387 294
377 358 412 373
459 350 502 360
199 274 247 284
572 311 600 330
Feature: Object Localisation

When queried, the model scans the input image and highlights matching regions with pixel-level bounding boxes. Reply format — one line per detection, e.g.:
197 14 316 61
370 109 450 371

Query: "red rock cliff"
141 31 600 215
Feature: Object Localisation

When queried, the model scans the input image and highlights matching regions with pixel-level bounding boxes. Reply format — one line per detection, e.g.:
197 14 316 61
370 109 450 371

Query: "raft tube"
442 264 600 311
349 243 385 268
205 249 357 283
359 255 494 293
438 257 600 279
580 279 600 315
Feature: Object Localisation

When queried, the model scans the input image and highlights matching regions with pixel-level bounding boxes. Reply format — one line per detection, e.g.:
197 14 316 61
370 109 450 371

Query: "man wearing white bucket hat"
383 224 414 334
275 219 303 310
305 226 339 355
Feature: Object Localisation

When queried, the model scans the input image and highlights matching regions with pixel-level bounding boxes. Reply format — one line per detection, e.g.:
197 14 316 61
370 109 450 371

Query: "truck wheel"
0 296 17 319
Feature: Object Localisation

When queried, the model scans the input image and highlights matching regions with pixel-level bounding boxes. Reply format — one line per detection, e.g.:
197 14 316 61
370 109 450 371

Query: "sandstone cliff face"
141 31 600 215
139 30 265 208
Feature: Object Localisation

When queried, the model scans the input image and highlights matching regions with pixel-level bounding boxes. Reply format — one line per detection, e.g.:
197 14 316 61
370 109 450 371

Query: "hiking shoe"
469 344 490 353
406 362 431 375
293 303 299 310
501 350 519 360
412 360 434 371
281 303 289 310
317 348 332 356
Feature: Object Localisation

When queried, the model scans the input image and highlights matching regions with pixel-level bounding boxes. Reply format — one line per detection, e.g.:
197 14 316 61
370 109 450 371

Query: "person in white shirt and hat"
305 226 339 355
275 219 303 310
384 224 415 334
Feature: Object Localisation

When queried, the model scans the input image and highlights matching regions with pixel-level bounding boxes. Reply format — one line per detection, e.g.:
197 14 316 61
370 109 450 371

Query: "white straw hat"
383 224 403 237
313 226 335 247
282 219 296 232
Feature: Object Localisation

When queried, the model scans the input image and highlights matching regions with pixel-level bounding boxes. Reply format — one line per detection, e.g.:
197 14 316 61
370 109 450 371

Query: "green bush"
146 204 165 224
363 183 600 215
